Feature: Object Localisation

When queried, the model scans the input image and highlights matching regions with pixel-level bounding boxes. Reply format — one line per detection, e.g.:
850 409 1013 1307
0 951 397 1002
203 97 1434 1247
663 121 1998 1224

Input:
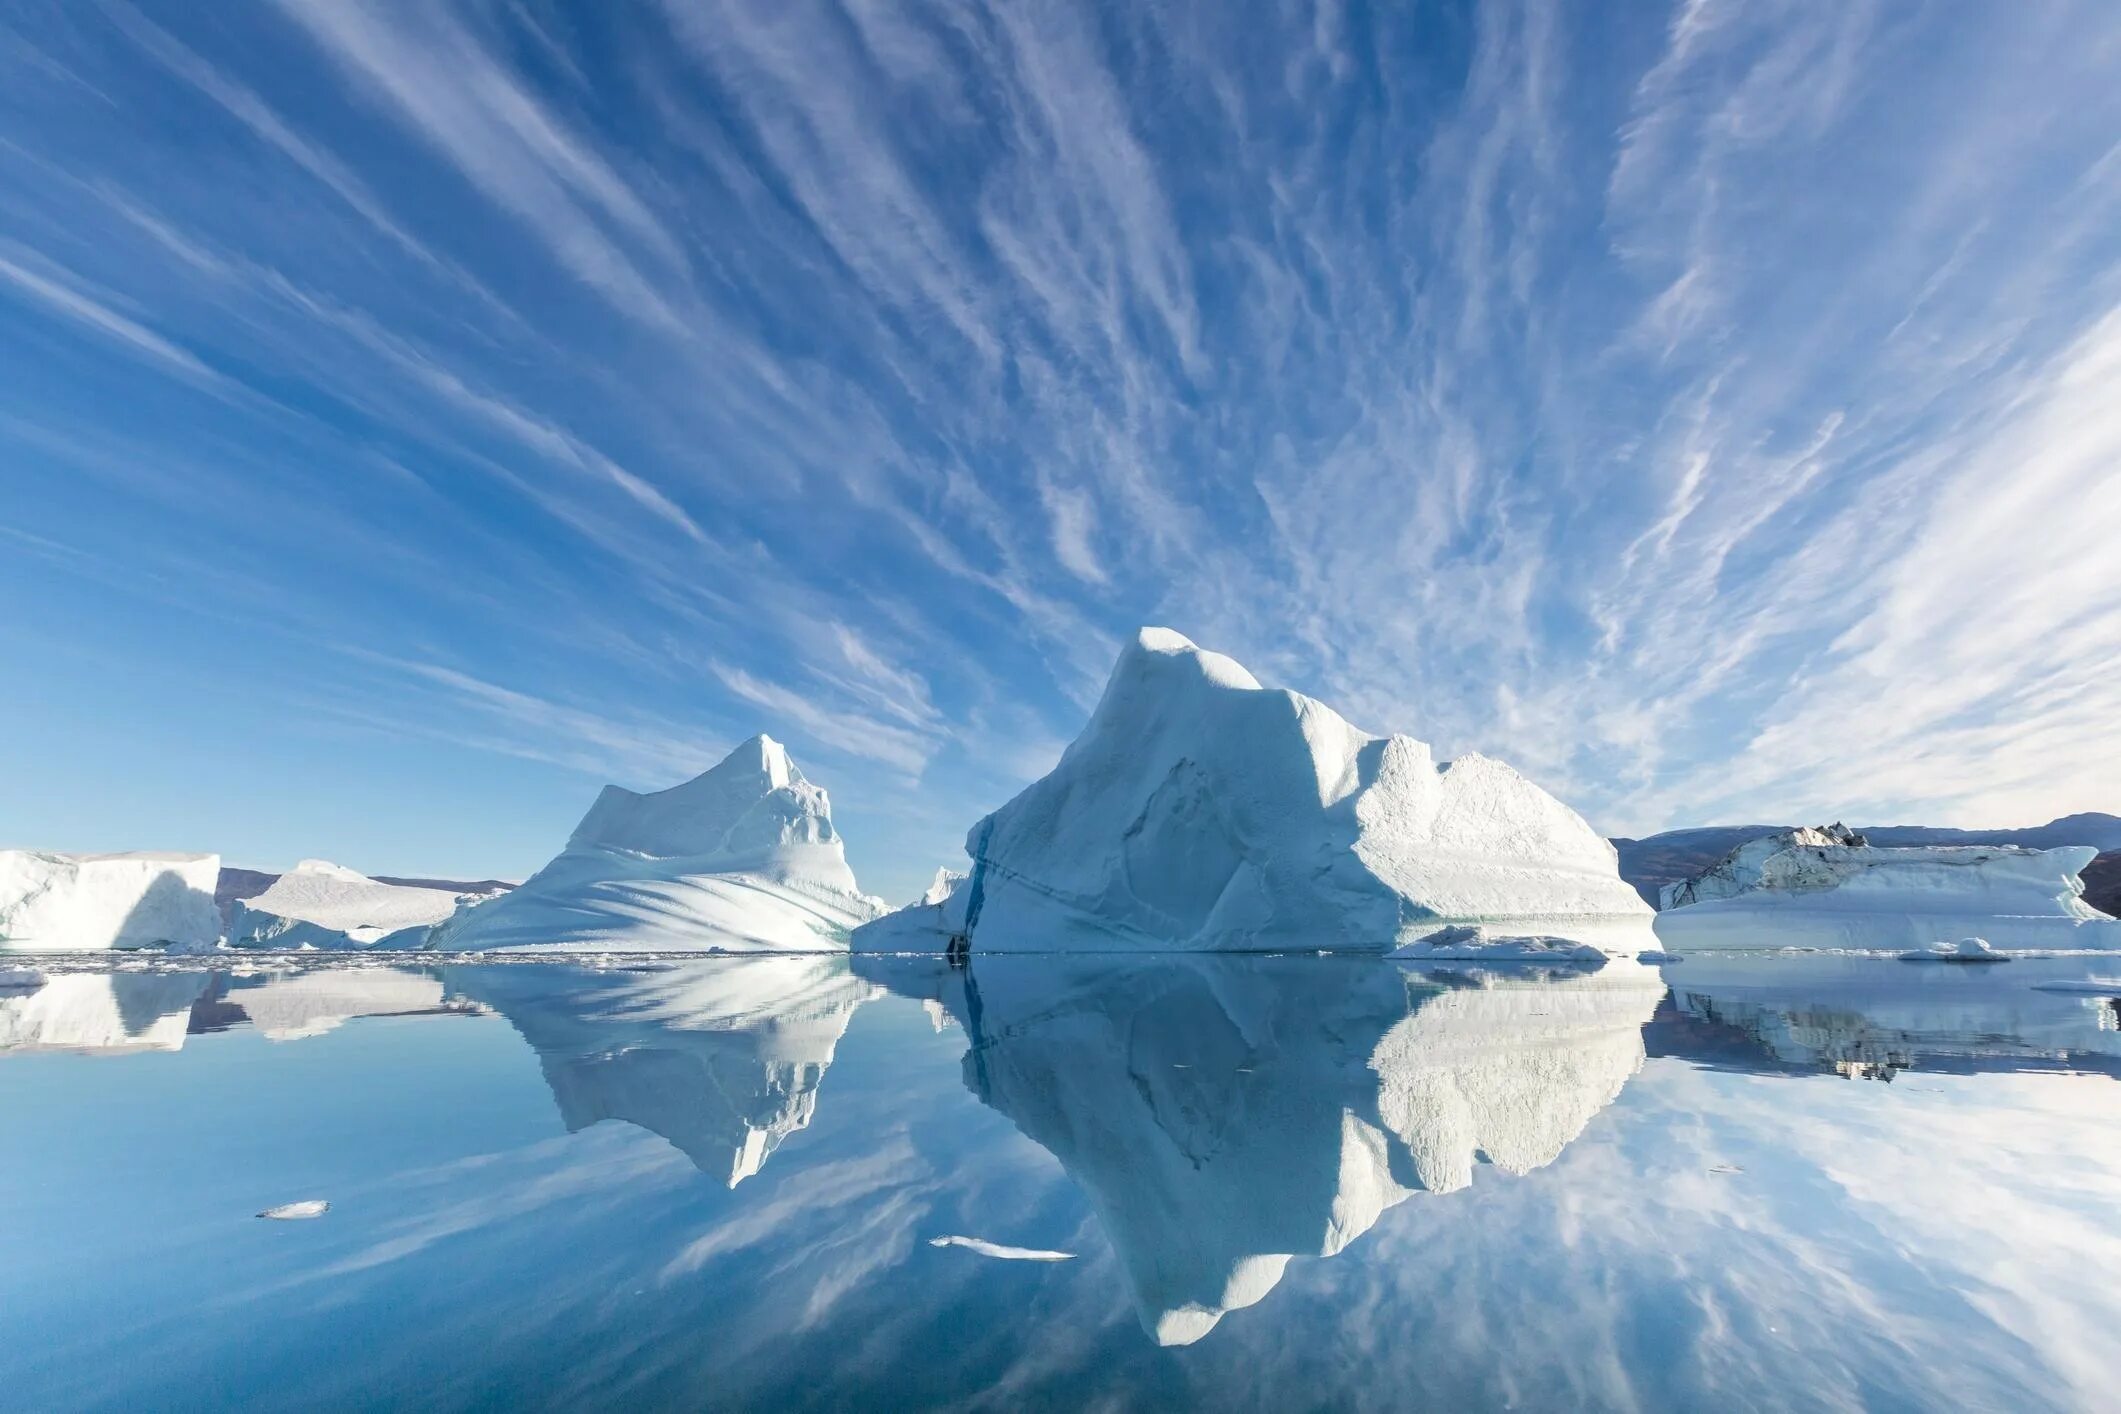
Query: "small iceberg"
1899 938 2012 963
228 860 485 950
1653 826 2120 952
928 1235 1075 1262
257 1200 329 1220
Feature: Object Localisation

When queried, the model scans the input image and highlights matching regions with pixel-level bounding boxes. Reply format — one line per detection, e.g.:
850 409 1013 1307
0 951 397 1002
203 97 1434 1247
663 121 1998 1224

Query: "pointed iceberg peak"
567 734 841 871
288 859 372 883
1120 627 1263 692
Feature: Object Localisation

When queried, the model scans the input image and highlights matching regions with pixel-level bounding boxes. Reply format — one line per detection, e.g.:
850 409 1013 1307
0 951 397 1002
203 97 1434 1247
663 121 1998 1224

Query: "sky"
1 0 2117 902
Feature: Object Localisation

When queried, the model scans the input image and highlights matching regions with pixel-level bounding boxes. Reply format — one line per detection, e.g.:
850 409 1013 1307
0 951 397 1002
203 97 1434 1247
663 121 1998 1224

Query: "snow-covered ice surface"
8 951 2121 1409
1655 830 2120 952
0 850 220 951
901 629 1648 954
228 860 487 950
434 736 884 952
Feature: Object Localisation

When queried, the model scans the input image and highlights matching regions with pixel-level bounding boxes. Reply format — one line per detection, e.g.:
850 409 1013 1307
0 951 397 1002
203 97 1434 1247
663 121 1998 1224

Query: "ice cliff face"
0 851 220 951
434 735 884 952
447 958 878 1184
926 629 1647 953
858 953 1660 1343
227 860 480 949
1654 826 2120 951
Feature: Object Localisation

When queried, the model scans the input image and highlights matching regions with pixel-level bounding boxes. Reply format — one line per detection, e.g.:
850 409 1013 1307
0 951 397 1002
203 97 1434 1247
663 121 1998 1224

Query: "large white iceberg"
858 952 1660 1343
227 860 487 950
1654 826 2121 951
863 629 1648 954
434 735 884 952
0 850 220 951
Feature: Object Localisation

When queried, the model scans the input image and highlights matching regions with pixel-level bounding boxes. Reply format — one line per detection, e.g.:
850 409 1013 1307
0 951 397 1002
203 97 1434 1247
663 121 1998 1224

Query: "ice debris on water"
257 1200 329 1220
1898 938 2011 963
928 1235 1075 1261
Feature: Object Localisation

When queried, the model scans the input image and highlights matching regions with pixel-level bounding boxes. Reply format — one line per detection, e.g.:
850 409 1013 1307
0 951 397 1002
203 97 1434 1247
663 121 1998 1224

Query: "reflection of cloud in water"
1653 954 2121 1079
447 959 878 1186
861 954 1662 1343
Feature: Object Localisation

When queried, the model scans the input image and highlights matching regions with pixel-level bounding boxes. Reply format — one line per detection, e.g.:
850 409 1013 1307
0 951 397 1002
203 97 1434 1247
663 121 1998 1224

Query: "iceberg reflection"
446 959 878 1185
859 953 1662 1343
1652 953 2121 1079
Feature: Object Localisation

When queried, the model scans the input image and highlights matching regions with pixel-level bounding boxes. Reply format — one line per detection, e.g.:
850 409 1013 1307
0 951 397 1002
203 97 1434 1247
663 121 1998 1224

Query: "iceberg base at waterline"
1652 902 2121 953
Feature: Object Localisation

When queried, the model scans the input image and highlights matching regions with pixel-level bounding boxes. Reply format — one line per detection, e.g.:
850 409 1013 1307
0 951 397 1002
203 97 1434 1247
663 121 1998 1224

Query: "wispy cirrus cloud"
1 0 2116 891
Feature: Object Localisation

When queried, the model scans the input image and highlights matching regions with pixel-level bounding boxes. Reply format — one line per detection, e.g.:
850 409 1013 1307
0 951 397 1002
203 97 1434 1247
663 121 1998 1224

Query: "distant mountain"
1611 813 2121 908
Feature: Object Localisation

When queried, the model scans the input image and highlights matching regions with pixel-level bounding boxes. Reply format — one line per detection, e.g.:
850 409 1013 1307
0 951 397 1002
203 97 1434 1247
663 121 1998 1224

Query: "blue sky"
2 0 2117 901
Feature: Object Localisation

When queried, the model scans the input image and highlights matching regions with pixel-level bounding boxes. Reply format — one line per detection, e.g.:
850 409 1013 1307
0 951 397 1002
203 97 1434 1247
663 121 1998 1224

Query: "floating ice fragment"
257 1200 329 1220
2029 978 2121 995
1898 938 2011 963
928 1235 1075 1261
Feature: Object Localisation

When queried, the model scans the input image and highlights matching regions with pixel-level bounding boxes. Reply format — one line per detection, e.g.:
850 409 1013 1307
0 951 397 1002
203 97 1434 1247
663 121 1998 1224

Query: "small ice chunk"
257 1199 329 1220
1898 937 2011 963
2029 978 2121 995
0 966 46 990
928 1235 1074 1261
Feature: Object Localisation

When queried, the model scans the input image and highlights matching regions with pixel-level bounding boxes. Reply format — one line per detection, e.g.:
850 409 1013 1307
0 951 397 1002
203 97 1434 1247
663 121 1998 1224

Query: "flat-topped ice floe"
228 860 486 950
0 850 220 951
435 735 884 952
858 629 1649 954
1654 826 2120 952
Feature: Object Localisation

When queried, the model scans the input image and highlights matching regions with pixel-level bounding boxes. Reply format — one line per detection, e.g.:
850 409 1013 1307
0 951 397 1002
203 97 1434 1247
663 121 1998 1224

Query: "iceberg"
858 952 1659 1343
0 850 220 951
1654 827 2121 951
1898 938 2010 964
446 958 878 1184
227 860 486 950
434 735 884 952
847 867 970 953
868 629 1649 954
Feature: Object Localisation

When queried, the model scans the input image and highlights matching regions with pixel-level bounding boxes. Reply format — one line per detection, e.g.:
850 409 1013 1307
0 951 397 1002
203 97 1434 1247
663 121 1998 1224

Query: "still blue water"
3 952 2118 1411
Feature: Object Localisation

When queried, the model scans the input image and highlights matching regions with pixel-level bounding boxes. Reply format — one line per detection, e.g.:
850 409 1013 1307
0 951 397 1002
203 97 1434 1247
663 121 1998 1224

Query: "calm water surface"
3 951 2119 1411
